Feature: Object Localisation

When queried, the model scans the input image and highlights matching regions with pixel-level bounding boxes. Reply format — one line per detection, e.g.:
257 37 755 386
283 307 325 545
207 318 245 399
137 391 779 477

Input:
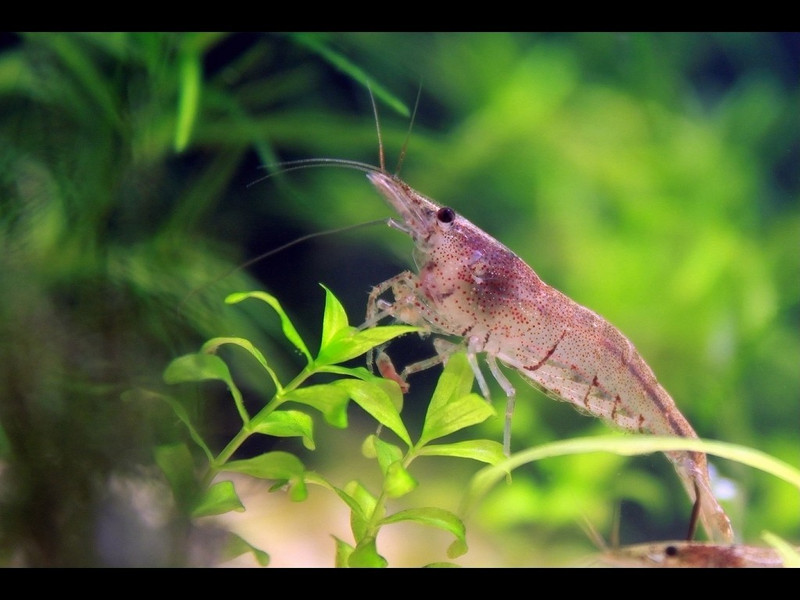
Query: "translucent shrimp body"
366 171 734 544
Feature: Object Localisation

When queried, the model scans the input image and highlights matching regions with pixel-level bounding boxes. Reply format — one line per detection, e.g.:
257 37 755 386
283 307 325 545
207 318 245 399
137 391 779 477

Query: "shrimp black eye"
665 546 678 557
437 207 455 223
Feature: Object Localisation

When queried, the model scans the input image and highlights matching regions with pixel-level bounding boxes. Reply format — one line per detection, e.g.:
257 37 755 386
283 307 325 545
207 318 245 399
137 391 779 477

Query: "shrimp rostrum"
363 169 734 544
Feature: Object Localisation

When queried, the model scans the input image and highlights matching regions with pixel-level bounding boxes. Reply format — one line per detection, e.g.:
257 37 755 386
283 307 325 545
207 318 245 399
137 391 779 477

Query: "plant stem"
202 362 320 485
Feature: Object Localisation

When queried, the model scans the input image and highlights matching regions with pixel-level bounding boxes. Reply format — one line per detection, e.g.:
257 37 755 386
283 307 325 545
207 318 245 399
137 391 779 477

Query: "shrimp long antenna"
395 81 422 176
177 218 387 319
367 83 386 173
246 158 382 188
367 79 423 176
233 219 388 273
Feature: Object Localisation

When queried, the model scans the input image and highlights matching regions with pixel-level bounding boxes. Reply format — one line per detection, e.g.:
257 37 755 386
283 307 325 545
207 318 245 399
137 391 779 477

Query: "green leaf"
138 389 213 461
225 291 312 364
349 537 388 568
416 352 495 446
201 336 283 393
344 480 379 540
447 539 469 560
280 384 350 429
365 434 402 472
333 536 354 568
223 451 307 501
380 507 468 558
418 439 506 465
317 366 404 412
174 44 202 152
192 480 245 517
290 33 409 118
221 532 270 567
154 443 200 512
384 461 418 498
419 393 495 447
319 284 349 350
251 409 315 450
163 352 249 426
316 324 420 366
315 365 374 379
330 486 370 530
370 376 405 413
366 435 417 498
303 472 372 528
334 379 411 446
430 351 476 407
163 352 232 385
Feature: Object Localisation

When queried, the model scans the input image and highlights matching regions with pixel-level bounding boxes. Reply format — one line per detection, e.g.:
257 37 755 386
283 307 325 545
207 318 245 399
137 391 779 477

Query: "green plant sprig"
159 284 505 566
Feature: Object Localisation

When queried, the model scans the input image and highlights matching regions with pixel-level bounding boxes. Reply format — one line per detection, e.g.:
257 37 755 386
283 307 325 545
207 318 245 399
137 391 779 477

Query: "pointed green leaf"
319 284 349 350
163 352 249 426
201 336 283 392
419 393 495 447
370 375 405 413
366 435 417 498
349 537 388 568
154 443 200 512
315 365 373 379
192 479 245 517
380 507 468 558
223 451 307 501
344 480 379 540
174 45 201 152
319 481 370 529
316 325 420 366
334 379 411 446
143 390 213 461
280 384 350 428
344 479 379 519
223 451 305 479
251 409 315 450
361 435 378 459
317 366 404 412
221 532 270 567
424 351 474 416
333 536 354 568
418 440 506 465
163 352 232 385
367 435 403 474
384 460 418 498
225 291 312 363
447 539 469 560
290 33 409 118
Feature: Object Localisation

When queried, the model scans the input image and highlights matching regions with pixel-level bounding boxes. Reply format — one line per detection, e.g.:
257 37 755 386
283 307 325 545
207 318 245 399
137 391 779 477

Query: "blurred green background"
0 32 797 566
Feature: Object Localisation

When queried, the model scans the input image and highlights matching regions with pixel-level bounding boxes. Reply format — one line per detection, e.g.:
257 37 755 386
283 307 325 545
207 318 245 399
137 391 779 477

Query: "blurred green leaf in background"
0 32 797 566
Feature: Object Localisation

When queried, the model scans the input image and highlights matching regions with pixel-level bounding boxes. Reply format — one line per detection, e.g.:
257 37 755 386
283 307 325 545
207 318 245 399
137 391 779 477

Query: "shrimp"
599 540 795 568
267 89 733 542
361 169 735 544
